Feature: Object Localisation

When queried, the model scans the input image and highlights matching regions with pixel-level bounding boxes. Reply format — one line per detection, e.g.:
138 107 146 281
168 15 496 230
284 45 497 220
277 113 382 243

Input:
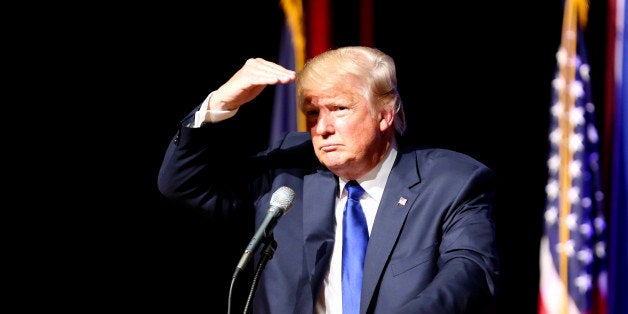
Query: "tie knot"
346 180 365 201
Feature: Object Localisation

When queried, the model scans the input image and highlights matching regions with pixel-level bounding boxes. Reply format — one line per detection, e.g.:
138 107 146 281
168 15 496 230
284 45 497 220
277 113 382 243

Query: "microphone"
234 186 296 276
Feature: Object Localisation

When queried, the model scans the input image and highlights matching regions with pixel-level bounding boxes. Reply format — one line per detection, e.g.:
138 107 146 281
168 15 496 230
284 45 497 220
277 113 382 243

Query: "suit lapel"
361 149 422 312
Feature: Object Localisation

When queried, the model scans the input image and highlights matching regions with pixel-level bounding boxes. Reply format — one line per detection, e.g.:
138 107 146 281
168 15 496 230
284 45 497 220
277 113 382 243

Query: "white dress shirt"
314 144 397 313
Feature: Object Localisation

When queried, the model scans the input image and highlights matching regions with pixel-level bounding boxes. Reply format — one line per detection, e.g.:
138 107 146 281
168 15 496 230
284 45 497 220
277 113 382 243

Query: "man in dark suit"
158 46 498 313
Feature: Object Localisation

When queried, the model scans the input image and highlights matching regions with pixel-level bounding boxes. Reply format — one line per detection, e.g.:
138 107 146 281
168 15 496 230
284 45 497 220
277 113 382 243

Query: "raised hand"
209 58 296 111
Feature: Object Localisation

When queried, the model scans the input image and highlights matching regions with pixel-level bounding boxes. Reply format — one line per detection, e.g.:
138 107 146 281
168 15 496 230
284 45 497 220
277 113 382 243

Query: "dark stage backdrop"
34 1 608 313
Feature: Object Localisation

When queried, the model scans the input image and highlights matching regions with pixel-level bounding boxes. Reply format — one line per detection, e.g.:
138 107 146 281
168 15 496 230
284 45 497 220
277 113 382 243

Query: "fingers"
242 58 296 84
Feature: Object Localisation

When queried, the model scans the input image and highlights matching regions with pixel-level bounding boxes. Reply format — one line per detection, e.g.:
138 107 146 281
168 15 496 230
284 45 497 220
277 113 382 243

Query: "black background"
18 1 609 312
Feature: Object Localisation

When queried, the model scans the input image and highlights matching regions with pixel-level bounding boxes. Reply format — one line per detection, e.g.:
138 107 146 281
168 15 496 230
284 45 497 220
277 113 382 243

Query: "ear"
378 106 395 132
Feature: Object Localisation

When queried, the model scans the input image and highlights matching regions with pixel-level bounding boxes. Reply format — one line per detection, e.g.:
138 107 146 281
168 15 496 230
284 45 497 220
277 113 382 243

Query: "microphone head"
270 186 296 214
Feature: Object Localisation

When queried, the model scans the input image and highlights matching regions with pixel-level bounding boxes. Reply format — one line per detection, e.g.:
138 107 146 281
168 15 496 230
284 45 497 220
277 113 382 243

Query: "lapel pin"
397 197 407 206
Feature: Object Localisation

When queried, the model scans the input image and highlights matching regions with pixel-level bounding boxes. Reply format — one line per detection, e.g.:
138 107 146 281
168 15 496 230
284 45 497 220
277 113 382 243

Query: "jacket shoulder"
403 144 494 179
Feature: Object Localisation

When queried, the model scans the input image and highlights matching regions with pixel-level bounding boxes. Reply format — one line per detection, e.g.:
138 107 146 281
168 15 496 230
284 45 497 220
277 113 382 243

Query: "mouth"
320 144 339 152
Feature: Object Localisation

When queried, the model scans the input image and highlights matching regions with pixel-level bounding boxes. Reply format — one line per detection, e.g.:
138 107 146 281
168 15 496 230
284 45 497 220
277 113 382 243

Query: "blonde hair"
296 46 406 135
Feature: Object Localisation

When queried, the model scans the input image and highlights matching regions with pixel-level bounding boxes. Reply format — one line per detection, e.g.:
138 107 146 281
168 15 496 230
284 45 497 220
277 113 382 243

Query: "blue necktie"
342 180 368 314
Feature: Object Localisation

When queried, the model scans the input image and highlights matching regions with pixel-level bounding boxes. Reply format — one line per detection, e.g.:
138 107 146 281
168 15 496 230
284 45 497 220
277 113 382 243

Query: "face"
302 77 394 180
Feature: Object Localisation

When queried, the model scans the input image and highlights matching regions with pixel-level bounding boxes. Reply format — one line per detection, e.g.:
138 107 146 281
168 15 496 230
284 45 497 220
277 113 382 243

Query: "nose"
314 112 334 135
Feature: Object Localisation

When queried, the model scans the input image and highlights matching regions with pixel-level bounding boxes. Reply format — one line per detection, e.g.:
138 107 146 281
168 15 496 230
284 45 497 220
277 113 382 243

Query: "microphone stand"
242 234 277 314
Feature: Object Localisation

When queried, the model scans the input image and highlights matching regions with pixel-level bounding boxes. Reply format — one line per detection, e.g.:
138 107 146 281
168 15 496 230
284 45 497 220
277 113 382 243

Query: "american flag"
270 0 305 145
538 1 608 313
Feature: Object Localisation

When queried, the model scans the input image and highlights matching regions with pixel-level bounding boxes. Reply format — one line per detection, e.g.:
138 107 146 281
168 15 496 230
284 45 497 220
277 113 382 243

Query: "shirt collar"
338 138 398 200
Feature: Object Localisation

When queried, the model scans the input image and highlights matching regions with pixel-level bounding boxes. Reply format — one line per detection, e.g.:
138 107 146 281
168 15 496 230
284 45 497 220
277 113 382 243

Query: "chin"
321 158 343 170
323 159 352 175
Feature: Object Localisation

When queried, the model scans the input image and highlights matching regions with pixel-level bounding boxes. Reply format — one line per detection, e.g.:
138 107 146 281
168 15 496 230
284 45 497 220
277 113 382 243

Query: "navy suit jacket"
158 111 499 313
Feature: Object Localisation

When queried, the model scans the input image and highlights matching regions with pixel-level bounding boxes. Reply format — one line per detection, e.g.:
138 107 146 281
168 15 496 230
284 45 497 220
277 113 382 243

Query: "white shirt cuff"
192 92 239 127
